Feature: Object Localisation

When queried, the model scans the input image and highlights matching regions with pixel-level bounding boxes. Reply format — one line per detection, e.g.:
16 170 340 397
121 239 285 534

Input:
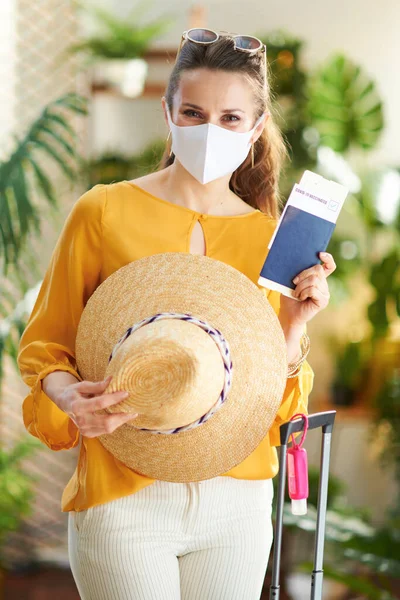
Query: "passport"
260 206 336 291
258 171 349 300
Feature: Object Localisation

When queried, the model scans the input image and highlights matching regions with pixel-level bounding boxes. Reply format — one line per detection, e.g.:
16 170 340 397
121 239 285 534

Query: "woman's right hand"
57 375 137 438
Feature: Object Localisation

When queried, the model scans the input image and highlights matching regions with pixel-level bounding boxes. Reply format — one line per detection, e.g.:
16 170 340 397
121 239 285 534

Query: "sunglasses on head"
181 28 265 52
175 28 267 89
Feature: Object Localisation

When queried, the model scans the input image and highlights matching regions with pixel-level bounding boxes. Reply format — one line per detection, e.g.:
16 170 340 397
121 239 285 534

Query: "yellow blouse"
17 181 314 513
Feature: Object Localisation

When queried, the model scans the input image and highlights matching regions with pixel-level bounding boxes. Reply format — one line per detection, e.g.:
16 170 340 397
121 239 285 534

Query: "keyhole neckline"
123 180 266 220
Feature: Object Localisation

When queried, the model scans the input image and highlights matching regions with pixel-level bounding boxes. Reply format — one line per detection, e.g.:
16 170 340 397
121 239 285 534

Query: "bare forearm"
42 371 79 410
279 318 304 364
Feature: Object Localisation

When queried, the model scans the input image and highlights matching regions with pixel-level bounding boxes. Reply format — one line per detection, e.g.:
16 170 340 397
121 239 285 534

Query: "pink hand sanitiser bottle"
287 413 309 515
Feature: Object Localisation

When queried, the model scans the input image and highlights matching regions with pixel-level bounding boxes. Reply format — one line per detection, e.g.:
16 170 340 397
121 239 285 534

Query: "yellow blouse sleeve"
261 286 315 447
17 184 106 451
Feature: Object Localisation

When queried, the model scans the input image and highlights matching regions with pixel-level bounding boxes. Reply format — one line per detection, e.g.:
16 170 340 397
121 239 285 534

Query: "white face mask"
166 104 265 185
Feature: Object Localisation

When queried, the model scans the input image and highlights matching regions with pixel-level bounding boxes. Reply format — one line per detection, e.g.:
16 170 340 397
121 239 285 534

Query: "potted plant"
0 438 42 595
85 138 166 187
68 1 172 98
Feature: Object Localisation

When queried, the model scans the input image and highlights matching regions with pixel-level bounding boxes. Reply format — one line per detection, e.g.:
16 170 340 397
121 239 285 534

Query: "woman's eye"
183 109 202 118
182 110 240 123
223 115 240 122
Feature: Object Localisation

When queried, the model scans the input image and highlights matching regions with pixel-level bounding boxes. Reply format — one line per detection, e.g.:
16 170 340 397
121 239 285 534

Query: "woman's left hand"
279 252 336 327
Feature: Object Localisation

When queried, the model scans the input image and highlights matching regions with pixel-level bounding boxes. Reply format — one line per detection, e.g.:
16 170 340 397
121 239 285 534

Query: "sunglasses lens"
234 35 262 51
187 28 218 44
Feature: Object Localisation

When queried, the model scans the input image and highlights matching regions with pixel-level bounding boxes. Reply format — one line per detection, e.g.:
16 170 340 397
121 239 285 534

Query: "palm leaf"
43 111 78 140
26 157 57 207
307 54 384 152
39 124 77 159
0 92 88 273
52 92 87 114
0 93 87 382
30 138 74 180
0 337 5 383
0 189 17 268
11 162 40 239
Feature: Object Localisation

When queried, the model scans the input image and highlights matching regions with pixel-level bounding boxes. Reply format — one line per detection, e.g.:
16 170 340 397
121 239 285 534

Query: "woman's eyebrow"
182 102 245 113
221 108 245 114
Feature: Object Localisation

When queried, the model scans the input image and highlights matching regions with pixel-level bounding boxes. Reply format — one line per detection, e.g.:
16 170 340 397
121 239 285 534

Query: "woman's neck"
161 161 233 214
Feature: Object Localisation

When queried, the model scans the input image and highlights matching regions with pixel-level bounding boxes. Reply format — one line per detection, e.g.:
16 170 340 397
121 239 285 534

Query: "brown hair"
159 35 289 219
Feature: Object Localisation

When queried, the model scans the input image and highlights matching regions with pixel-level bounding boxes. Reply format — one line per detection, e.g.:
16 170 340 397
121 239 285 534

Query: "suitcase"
269 410 336 600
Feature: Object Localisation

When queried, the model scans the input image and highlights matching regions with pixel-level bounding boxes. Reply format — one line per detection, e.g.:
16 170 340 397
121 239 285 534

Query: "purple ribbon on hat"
108 312 233 435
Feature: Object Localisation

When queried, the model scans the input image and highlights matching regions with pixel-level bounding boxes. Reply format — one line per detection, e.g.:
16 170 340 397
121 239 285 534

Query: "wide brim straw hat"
75 252 287 482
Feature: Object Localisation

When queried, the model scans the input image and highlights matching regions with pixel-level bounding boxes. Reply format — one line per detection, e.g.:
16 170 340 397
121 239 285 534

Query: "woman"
17 30 335 600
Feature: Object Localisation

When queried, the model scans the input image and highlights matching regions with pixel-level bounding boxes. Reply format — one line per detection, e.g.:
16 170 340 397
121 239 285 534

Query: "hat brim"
75 252 287 482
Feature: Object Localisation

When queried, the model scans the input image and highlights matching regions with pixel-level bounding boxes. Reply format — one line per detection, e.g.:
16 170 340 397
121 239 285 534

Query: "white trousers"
68 476 274 600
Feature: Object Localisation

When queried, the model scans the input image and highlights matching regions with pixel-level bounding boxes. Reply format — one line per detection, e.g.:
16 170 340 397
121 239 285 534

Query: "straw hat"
75 252 287 482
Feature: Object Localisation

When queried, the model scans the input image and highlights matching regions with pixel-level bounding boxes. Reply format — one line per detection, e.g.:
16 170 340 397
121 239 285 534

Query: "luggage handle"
279 410 336 445
269 410 336 600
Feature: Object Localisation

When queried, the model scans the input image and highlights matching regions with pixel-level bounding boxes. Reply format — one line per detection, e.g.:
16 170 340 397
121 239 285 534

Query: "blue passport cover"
260 205 336 290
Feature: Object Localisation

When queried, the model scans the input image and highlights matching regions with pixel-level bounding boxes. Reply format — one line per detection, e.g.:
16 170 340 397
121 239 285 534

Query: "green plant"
305 55 398 351
258 31 400 418
258 30 312 173
301 520 400 599
85 138 165 186
283 474 400 599
86 151 134 186
0 91 88 573
329 339 371 406
0 437 42 568
367 249 400 340
307 54 384 152
129 139 166 178
321 234 362 301
0 92 87 275
372 368 400 514
68 1 172 61
0 90 88 581
0 93 88 388
258 31 319 210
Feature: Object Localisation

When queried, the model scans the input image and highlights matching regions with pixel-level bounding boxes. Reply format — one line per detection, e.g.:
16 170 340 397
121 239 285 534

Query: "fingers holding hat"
75 374 113 397
83 411 139 439
67 377 139 438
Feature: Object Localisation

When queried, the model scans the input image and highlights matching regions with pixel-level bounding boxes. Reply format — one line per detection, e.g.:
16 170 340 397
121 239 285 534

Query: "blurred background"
0 0 399 598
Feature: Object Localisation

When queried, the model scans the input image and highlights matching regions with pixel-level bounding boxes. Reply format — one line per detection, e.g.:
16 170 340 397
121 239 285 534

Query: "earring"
251 143 255 168
167 130 172 157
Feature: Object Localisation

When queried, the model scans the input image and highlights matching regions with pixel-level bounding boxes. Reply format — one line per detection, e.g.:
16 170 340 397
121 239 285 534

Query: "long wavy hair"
158 35 289 219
